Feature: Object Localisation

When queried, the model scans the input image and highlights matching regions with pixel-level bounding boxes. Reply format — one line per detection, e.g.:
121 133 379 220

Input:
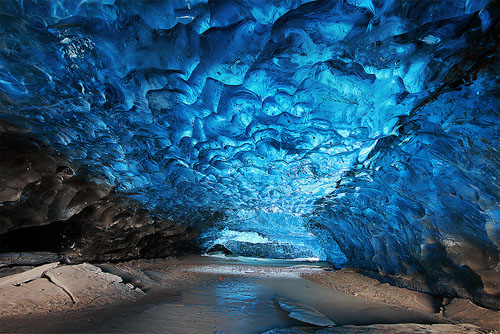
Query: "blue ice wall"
198 210 340 261
0 0 499 298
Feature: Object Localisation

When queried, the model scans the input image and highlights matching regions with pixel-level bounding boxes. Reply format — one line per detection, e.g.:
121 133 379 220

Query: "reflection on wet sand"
7 257 442 334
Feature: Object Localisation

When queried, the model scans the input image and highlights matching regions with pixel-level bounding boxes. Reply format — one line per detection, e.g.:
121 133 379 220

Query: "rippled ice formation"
0 0 499 299
199 210 335 261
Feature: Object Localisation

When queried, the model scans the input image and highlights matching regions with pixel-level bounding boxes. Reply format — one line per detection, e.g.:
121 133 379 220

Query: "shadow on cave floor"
1 256 442 334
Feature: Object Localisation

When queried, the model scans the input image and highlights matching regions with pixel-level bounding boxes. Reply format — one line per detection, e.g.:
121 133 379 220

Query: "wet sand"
0 256 498 333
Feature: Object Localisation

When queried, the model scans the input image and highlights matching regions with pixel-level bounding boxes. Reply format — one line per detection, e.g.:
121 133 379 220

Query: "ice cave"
0 0 499 333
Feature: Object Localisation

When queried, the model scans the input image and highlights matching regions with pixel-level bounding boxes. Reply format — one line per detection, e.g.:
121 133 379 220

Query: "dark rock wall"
0 127 198 263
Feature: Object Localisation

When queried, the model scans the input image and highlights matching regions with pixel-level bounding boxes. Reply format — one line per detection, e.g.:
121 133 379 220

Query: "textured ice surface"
199 211 333 260
0 0 426 214
0 0 499 298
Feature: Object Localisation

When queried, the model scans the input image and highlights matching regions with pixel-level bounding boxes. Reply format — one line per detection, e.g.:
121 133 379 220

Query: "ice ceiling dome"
1 0 500 307
1 0 492 215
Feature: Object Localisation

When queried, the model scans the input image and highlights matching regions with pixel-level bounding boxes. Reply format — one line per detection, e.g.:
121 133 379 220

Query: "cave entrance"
198 210 347 264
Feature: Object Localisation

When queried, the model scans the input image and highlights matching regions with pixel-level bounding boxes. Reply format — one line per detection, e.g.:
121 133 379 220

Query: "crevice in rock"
439 297 454 317
42 271 76 304
0 223 72 254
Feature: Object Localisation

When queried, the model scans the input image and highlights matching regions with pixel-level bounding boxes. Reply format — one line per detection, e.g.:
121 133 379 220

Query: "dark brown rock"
0 131 198 262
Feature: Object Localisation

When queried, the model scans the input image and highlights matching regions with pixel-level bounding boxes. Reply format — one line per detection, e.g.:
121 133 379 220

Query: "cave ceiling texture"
0 0 499 309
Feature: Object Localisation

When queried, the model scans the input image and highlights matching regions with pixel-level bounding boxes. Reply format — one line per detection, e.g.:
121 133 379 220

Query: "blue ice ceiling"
1 0 499 284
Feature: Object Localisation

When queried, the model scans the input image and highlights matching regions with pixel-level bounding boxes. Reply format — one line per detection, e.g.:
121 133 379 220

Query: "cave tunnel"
0 0 499 333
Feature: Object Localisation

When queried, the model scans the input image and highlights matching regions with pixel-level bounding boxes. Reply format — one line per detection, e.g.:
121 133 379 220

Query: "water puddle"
6 258 440 334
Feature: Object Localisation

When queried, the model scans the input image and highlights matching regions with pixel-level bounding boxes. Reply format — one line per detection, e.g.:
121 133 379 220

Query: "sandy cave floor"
0 255 498 334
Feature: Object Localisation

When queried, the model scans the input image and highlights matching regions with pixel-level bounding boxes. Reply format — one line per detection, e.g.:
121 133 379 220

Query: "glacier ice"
198 211 334 261
0 0 499 306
